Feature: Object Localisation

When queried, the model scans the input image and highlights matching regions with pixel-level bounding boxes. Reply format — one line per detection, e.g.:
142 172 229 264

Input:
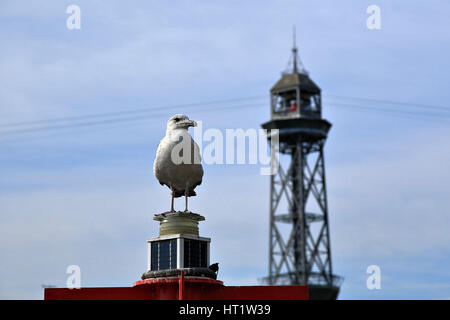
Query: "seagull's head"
167 114 197 131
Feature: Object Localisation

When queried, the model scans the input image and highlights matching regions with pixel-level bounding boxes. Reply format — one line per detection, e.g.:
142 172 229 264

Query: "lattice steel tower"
261 37 341 299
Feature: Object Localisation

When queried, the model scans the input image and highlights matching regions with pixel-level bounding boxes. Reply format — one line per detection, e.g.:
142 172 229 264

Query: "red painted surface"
44 276 309 300
178 271 184 300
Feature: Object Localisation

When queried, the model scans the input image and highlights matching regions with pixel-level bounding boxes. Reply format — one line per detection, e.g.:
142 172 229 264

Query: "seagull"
153 114 203 212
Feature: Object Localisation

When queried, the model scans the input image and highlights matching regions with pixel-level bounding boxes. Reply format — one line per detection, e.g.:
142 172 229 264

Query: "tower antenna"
292 25 298 73
285 25 307 75
293 25 296 48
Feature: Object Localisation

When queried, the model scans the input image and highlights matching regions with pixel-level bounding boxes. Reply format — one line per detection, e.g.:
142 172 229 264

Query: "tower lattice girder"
269 139 332 286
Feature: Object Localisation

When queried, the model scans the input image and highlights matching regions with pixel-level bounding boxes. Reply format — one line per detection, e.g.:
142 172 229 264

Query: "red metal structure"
44 275 309 300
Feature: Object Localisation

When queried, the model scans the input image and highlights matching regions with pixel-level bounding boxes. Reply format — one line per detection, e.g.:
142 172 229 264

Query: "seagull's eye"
174 118 180 122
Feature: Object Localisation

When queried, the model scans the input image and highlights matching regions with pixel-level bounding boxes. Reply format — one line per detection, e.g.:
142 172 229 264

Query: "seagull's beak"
179 119 197 128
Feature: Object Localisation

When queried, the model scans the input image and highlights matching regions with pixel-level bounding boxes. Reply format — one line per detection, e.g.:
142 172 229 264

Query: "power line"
326 102 450 124
326 94 450 112
0 102 264 143
2 94 448 131
326 101 450 119
1 94 449 142
0 102 264 136
0 95 266 129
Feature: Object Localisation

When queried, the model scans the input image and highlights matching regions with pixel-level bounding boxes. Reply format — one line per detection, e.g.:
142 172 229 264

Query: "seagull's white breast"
153 128 203 194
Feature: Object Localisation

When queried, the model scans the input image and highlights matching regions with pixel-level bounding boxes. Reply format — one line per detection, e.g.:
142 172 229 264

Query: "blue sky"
1 0 450 299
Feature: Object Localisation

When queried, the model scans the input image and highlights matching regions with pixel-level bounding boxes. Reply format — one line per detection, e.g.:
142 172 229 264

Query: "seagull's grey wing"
153 138 171 186
190 138 204 189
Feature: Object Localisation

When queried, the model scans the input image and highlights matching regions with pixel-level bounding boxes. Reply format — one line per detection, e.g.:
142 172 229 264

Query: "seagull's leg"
184 188 188 212
170 187 175 212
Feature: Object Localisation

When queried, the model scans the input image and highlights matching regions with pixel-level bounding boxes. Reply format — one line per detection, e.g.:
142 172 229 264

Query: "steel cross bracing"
267 138 333 286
